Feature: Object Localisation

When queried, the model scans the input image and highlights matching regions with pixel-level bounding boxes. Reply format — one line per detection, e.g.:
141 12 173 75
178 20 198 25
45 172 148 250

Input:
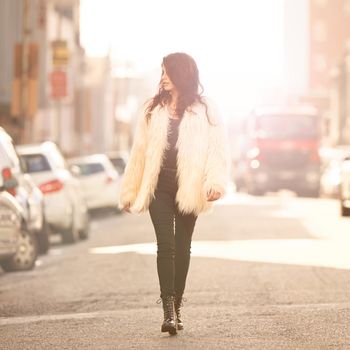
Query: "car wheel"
340 200 350 217
115 205 122 215
61 211 79 244
79 212 90 240
0 228 38 272
37 215 51 255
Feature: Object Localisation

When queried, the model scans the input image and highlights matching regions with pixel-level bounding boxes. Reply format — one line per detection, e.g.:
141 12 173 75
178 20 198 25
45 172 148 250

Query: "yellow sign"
52 40 69 67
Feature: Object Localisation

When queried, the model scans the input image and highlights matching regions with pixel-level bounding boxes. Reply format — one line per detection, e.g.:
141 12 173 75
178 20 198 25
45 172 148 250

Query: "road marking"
90 239 350 270
0 310 115 326
49 249 63 256
2 303 350 326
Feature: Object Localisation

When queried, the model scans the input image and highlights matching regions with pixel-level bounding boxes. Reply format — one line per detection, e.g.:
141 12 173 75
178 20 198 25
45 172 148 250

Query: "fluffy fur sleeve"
203 99 230 197
118 108 148 209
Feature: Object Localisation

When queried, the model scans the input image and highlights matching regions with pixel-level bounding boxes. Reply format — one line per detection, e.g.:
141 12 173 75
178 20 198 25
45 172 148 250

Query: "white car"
105 150 129 175
319 146 350 198
68 154 120 211
16 142 90 244
340 156 350 217
0 127 49 255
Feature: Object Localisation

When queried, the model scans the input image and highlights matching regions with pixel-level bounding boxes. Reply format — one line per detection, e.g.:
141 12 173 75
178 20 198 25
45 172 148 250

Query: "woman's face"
160 65 176 93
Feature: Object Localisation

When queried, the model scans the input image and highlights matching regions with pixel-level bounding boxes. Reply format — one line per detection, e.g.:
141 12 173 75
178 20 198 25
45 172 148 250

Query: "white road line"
0 310 116 326
89 239 350 270
2 303 350 326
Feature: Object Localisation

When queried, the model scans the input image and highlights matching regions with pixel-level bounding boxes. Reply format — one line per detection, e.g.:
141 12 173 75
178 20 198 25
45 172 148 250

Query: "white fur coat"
119 98 230 215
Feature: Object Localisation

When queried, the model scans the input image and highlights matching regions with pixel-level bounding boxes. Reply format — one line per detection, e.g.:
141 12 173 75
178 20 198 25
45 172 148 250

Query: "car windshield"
19 154 51 173
75 162 104 176
256 114 319 139
110 158 126 170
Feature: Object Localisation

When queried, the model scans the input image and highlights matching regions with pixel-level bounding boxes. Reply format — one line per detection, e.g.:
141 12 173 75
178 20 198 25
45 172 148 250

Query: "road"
1 192 350 349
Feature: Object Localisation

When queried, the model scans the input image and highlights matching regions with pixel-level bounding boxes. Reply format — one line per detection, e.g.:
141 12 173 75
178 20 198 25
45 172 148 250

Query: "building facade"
308 0 350 145
0 0 85 155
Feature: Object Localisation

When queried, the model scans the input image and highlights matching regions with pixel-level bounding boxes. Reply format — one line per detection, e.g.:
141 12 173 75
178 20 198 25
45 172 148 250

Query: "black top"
162 117 181 169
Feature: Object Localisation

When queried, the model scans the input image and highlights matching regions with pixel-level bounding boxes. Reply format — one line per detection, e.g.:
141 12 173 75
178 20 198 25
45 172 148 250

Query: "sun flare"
80 0 286 116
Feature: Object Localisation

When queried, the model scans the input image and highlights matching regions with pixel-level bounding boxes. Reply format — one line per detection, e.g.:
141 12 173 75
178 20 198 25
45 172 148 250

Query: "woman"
119 52 229 335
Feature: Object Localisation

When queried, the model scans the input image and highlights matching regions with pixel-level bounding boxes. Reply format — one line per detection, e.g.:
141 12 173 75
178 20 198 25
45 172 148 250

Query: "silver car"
0 191 38 272
0 127 50 254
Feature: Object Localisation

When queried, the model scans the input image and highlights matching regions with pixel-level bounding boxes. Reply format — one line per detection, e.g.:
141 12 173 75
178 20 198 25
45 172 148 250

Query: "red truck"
234 105 321 197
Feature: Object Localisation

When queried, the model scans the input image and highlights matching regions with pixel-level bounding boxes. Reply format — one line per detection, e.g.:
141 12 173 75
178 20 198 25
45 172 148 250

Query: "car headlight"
0 209 20 228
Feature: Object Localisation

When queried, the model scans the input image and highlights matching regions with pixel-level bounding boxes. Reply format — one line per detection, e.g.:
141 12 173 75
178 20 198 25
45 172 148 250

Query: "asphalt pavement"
1 193 350 349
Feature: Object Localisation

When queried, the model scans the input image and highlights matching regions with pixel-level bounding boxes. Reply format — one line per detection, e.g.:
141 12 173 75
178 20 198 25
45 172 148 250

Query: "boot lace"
156 296 176 320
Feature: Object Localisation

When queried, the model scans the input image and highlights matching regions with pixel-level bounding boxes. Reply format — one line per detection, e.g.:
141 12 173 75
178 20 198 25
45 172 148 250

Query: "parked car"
68 153 120 211
0 185 38 271
105 150 129 175
340 156 350 217
16 141 90 244
320 159 343 198
0 127 49 254
319 146 350 198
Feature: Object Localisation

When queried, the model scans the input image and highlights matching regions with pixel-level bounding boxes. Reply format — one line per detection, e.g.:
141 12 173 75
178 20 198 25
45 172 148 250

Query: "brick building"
308 0 350 145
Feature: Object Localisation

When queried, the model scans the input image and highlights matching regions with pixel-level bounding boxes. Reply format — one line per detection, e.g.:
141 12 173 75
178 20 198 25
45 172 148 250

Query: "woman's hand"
122 203 131 213
206 189 221 202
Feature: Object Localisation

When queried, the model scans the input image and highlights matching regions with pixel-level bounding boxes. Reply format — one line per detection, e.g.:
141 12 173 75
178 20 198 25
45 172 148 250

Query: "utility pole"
20 0 30 143
51 5 69 149
56 11 62 148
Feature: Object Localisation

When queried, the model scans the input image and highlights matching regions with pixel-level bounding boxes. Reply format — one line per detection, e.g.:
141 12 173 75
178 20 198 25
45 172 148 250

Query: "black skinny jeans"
149 168 197 298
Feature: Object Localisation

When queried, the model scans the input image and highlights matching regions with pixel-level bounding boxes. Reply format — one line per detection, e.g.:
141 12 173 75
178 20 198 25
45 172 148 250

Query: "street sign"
50 70 67 99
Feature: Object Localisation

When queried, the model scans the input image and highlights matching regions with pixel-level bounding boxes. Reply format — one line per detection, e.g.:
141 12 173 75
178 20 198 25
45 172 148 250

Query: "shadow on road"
88 207 122 221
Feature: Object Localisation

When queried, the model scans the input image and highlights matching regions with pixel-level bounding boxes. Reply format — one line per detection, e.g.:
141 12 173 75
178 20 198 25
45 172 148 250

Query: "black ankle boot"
174 296 185 330
160 296 177 335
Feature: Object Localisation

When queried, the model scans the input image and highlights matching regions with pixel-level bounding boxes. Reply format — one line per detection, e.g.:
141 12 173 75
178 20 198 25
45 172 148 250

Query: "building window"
313 20 327 42
344 0 350 14
313 0 328 6
314 0 328 7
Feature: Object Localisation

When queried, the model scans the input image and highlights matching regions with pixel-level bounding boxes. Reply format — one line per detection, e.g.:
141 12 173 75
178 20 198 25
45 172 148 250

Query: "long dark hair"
145 52 209 122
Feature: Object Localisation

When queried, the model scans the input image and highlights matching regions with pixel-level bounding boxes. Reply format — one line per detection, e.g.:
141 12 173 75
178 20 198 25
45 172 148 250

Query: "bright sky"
80 0 287 116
